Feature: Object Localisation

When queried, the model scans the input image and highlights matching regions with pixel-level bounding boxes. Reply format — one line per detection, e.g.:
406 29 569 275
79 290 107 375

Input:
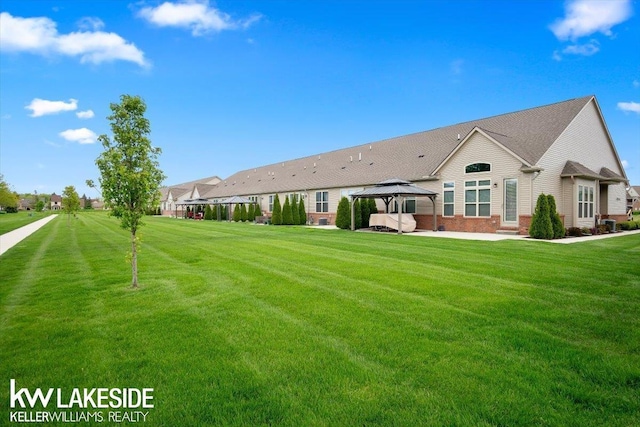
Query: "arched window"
465 163 491 173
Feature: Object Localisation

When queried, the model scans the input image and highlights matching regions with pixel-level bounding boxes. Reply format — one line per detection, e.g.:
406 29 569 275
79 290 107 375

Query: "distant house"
160 96 628 234
50 193 62 211
91 199 106 210
18 198 34 210
628 186 640 212
160 175 221 216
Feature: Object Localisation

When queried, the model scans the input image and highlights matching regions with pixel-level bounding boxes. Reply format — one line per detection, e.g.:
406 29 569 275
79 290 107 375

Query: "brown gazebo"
349 179 438 234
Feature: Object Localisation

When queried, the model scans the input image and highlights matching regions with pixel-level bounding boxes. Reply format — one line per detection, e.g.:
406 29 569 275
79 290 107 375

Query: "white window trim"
315 191 329 213
464 162 492 174
443 182 455 217
464 179 491 217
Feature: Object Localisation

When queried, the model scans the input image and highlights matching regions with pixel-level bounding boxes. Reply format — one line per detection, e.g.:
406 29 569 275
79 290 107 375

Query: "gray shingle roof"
561 160 602 179
194 96 595 198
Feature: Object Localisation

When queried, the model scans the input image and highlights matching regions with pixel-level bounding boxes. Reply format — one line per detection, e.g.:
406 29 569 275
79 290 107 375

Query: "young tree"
529 193 554 239
95 95 165 288
272 194 282 225
254 203 262 220
292 194 300 225
298 197 307 225
62 185 80 222
0 174 19 211
247 203 254 222
547 194 565 239
335 197 351 229
282 195 293 225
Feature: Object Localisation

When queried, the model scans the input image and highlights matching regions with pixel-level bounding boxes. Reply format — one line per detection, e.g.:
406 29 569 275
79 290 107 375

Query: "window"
465 163 491 174
268 195 274 212
443 182 454 216
316 191 329 212
465 180 491 217
578 185 594 218
504 179 518 222
393 197 416 214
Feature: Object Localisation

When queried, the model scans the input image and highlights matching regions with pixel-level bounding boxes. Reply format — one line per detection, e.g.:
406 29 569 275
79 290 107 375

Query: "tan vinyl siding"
537 100 627 217
436 132 524 217
561 178 575 228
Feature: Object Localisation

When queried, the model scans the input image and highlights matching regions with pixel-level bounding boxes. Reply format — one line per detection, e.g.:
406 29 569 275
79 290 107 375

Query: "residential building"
161 96 628 233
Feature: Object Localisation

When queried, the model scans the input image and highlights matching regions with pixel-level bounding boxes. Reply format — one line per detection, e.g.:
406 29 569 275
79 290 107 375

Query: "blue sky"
1 0 639 198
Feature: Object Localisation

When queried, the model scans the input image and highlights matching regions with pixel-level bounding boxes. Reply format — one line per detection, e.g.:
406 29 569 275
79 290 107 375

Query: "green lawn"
0 210 52 235
1 212 639 426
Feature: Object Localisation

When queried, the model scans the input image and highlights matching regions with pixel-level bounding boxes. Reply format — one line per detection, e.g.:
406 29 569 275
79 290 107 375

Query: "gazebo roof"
177 198 209 205
350 178 438 198
217 195 254 204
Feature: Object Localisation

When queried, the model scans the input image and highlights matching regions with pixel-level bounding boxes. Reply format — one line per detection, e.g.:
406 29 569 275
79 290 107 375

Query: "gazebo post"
350 196 356 231
431 196 437 231
396 195 404 235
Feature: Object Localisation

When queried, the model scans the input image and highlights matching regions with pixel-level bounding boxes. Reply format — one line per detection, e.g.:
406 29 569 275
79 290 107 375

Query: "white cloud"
633 80 640 88
561 39 600 56
621 159 629 168
0 12 148 67
617 101 640 114
26 98 78 117
59 128 98 144
138 0 261 36
77 17 105 31
550 0 633 41
76 109 95 119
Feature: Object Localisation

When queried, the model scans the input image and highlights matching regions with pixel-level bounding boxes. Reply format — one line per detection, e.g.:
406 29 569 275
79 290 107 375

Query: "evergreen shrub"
335 197 351 229
529 194 553 239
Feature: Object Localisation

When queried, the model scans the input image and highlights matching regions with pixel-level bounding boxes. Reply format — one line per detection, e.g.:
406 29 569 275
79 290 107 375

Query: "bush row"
335 197 378 230
270 194 307 225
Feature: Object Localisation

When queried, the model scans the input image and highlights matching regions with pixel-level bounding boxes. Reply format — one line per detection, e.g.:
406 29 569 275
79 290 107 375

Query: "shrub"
354 199 362 229
335 197 351 229
247 204 254 221
566 227 582 237
361 198 370 228
547 195 564 239
292 194 300 225
369 198 378 215
5 206 18 213
253 203 261 220
241 204 248 222
619 221 640 230
204 204 213 220
272 194 282 225
282 196 293 225
529 194 553 239
233 204 241 222
298 198 306 225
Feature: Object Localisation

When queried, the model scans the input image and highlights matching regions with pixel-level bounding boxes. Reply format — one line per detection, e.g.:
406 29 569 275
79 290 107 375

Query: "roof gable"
432 127 531 175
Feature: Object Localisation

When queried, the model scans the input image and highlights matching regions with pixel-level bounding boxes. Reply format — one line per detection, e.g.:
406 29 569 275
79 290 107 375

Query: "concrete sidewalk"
0 215 58 256
406 228 640 243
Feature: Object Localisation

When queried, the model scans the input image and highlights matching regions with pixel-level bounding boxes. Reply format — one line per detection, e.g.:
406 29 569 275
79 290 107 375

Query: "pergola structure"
175 198 209 218
176 196 256 221
217 196 255 221
350 179 438 234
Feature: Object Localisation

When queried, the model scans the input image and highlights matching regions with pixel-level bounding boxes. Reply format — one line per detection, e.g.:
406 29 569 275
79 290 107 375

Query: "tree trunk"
131 229 138 288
